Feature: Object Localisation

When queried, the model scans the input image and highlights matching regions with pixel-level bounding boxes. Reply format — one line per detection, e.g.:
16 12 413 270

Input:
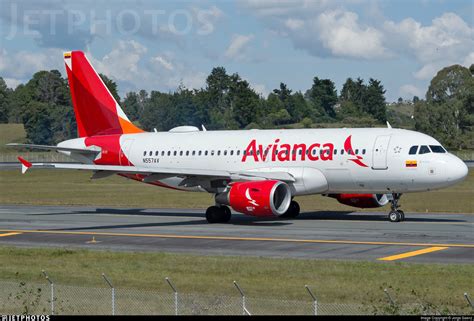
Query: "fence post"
465 293 474 309
233 281 251 315
165 277 178 315
41 270 54 315
102 273 115 315
305 285 317 316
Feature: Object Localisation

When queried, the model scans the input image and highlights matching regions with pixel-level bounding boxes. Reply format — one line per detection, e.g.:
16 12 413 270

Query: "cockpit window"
409 146 418 155
419 145 430 154
429 145 446 153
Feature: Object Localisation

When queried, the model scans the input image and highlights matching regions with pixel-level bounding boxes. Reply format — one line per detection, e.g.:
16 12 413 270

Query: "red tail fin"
63 51 143 137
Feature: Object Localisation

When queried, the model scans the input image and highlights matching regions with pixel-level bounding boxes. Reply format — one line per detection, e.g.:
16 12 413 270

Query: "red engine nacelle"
330 193 390 208
216 180 292 217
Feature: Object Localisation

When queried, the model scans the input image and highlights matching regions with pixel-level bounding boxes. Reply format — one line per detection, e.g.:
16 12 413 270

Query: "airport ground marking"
0 232 22 237
0 229 473 249
377 247 449 261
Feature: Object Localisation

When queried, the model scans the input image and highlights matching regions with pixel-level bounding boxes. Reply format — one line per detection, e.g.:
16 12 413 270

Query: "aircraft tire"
206 206 231 223
388 210 401 223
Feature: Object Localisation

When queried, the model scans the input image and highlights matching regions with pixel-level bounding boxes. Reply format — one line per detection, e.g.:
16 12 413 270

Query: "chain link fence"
0 152 74 163
0 277 472 315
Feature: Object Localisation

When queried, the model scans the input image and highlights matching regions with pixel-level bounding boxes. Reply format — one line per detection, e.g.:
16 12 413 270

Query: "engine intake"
216 180 292 217
329 193 389 208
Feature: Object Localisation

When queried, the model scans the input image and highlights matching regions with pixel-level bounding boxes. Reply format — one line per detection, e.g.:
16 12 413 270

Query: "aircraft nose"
446 155 468 183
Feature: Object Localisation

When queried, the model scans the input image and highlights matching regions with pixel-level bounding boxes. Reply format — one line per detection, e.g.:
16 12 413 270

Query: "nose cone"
446 154 469 183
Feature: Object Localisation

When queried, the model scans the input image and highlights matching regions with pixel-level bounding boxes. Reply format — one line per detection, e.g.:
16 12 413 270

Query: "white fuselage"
60 127 468 196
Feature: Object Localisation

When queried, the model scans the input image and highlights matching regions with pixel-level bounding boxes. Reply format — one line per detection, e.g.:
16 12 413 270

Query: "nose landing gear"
388 193 405 222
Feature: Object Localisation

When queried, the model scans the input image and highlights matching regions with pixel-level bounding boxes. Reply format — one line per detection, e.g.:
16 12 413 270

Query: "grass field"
0 246 472 313
0 169 472 213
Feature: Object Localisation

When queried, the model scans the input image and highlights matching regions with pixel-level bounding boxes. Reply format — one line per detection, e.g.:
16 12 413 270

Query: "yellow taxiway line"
0 229 473 248
378 247 449 261
0 232 22 237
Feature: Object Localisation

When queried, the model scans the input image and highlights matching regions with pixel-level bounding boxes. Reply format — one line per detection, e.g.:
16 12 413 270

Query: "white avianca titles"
9 51 469 223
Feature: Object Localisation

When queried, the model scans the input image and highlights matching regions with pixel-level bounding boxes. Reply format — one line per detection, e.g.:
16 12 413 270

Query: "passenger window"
211 150 215 156
419 145 430 154
230 150 233 156
430 145 446 153
205 151 208 156
155 151 159 156
143 151 146 156
355 149 359 155
186 151 189 156
217 150 221 156
173 151 177 156
161 151 165 156
334 149 337 155
180 151 183 156
237 150 240 156
223 150 227 156
167 151 171 156
149 151 152 156
362 149 366 155
192 151 195 156
409 146 418 155
198 151 202 156
341 149 344 155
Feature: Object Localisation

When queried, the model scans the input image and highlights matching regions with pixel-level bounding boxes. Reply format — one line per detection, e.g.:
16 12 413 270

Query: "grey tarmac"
0 205 472 264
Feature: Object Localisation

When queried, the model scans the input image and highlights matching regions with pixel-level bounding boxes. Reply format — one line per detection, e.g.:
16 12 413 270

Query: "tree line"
0 64 472 150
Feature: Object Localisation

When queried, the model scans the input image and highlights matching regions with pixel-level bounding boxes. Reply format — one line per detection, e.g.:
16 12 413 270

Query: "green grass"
0 169 472 213
0 246 472 313
0 123 26 153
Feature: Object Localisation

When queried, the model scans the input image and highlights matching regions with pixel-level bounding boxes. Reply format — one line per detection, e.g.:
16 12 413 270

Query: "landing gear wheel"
398 210 405 221
206 206 231 223
388 210 401 223
388 193 404 222
221 205 232 223
281 201 300 218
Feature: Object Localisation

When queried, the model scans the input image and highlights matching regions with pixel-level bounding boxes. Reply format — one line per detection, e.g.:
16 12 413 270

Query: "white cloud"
399 84 423 99
0 48 63 81
463 52 474 67
316 10 389 59
252 83 268 97
151 56 174 71
284 18 304 30
3 77 22 89
224 34 254 61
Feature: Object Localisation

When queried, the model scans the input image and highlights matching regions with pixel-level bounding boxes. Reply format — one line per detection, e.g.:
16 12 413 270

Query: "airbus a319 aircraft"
9 51 469 223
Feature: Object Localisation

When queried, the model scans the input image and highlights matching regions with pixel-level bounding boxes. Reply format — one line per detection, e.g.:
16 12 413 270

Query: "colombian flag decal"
64 52 71 59
406 160 417 168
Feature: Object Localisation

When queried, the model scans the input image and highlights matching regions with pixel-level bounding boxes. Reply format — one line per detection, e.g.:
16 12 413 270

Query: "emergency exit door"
372 135 391 170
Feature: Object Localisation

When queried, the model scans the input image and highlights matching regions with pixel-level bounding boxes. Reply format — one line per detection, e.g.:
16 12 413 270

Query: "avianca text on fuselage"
241 138 334 162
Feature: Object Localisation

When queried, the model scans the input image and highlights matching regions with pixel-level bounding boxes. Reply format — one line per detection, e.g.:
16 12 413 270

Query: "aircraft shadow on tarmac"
32 208 469 231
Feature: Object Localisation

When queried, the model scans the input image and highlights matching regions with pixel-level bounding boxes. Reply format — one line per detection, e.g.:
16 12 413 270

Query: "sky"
0 0 473 102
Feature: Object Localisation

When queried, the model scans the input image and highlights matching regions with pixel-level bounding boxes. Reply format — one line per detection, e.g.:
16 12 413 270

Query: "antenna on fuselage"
386 121 392 129
201 124 207 132
153 128 158 133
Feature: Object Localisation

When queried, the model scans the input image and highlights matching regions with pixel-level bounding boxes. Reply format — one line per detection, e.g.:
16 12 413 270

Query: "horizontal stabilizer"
7 143 99 155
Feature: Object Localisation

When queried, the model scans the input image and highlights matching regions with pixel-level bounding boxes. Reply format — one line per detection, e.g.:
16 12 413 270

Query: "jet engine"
329 193 390 208
216 180 292 217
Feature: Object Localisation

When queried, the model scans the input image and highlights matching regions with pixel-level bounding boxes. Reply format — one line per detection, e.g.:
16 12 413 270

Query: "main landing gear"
388 193 405 223
206 205 231 223
280 200 300 218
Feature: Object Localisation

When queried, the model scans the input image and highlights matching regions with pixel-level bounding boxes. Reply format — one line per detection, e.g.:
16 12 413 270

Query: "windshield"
429 145 446 153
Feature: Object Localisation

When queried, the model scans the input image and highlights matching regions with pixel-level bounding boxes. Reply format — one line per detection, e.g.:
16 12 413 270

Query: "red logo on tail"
344 135 368 167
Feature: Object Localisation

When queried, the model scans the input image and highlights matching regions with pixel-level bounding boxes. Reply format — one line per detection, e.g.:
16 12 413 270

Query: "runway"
0 205 472 263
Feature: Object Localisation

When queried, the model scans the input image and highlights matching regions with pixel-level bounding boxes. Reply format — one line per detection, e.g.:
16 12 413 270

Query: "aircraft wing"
17 157 296 183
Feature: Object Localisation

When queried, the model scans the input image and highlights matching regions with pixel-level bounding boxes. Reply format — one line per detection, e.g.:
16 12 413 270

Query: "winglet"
18 156 32 174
